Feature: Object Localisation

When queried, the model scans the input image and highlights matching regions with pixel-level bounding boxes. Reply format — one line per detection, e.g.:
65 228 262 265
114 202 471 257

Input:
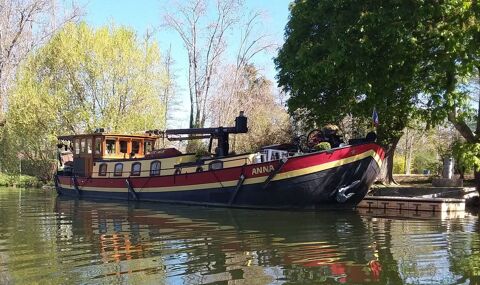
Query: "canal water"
0 187 479 285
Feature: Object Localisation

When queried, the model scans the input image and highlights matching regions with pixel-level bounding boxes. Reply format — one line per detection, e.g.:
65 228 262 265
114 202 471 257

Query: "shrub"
393 155 406 174
20 159 56 182
17 175 42 188
0 173 41 188
0 173 15 186
314 142 331 151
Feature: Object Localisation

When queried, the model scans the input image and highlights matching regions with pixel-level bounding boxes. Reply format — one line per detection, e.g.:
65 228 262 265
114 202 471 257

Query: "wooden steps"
357 196 465 219
357 207 466 220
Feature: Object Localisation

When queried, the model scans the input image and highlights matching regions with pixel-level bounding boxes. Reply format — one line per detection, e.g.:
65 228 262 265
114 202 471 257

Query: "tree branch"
447 111 476 142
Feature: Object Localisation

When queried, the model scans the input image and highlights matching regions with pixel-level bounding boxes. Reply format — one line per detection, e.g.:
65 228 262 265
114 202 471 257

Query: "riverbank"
0 173 45 188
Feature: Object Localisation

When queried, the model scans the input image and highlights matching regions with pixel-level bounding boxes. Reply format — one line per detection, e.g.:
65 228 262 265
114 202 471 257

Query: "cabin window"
196 166 203 173
86 138 92 154
119 140 128 154
106 139 116 155
150 160 161 176
80 138 86 153
144 141 153 154
98 163 107 176
131 162 141 176
132 140 141 154
74 139 80 155
94 138 102 155
209 160 223 170
114 163 123 176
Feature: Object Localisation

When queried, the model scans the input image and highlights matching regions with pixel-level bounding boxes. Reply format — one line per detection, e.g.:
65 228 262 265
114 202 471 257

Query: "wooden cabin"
59 133 159 177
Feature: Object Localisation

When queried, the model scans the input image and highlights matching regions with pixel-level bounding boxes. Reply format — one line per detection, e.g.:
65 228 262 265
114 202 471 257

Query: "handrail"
67 157 251 179
94 157 251 175
67 149 303 179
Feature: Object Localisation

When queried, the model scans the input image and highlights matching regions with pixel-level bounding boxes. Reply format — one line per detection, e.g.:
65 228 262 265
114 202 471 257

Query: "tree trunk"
475 169 480 194
477 67 480 195
406 144 413 175
378 137 400 185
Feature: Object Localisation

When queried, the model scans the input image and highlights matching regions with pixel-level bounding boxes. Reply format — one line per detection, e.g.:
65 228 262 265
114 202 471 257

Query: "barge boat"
55 113 384 209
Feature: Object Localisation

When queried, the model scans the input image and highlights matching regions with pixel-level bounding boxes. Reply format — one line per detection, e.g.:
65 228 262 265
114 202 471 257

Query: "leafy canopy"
276 0 479 146
276 0 428 147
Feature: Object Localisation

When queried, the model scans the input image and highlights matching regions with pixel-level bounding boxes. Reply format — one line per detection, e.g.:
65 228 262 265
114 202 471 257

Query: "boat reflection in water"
55 197 382 284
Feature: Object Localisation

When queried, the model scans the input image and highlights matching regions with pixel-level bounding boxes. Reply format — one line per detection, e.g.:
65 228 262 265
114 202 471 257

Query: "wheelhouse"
58 133 157 177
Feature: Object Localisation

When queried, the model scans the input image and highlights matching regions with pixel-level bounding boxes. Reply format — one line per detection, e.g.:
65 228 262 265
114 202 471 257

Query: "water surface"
0 187 479 284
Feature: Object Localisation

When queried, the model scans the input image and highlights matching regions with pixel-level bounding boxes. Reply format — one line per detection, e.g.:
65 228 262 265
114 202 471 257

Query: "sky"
78 0 293 128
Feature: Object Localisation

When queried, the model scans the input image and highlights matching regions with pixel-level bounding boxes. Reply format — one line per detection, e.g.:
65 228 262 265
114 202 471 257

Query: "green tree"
276 1 480 190
1 22 169 175
417 1 480 191
275 0 425 184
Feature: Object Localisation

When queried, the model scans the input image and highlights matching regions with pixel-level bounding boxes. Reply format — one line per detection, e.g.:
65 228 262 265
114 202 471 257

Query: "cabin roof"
57 133 157 140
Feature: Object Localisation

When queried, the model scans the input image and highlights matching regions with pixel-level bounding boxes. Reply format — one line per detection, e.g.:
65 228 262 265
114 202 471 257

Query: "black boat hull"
56 154 381 210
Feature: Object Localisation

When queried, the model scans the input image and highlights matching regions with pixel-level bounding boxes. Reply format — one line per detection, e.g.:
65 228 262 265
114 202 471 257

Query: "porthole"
131 162 141 176
150 160 161 176
114 163 123 176
98 163 107 176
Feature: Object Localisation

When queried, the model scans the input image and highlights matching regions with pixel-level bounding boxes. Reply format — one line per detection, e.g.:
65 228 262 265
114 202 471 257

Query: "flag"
372 108 379 127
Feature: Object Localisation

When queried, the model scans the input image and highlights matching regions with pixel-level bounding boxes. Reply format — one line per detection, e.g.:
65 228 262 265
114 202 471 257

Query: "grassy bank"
0 173 45 188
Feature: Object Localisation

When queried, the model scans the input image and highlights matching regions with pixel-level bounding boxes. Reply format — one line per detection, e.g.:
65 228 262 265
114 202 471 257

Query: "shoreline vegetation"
0 173 45 188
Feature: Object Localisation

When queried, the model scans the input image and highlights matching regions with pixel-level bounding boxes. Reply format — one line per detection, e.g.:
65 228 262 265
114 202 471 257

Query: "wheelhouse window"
86 138 92 154
74 139 80 155
98 163 107 176
119 140 128 154
94 137 102 155
209 160 223 170
131 162 141 176
144 141 153 154
150 160 161 176
80 138 86 153
106 139 116 155
132 140 141 154
114 163 123 176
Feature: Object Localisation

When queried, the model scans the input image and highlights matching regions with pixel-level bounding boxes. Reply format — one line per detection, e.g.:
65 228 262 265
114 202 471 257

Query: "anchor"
335 180 360 203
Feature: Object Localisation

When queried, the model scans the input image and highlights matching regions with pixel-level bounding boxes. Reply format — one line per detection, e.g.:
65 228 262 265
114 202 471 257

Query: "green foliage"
453 142 480 172
416 2 479 128
275 0 424 149
2 22 169 178
275 0 480 186
413 151 441 174
20 159 56 182
194 144 211 159
0 173 41 188
0 173 17 187
314 142 331 151
17 175 42 188
393 155 405 174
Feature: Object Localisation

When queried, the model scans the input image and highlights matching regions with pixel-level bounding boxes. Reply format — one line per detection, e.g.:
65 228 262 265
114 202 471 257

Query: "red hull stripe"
58 143 384 192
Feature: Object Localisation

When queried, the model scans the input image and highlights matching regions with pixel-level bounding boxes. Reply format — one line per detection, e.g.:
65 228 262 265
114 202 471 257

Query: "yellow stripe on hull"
59 149 381 193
